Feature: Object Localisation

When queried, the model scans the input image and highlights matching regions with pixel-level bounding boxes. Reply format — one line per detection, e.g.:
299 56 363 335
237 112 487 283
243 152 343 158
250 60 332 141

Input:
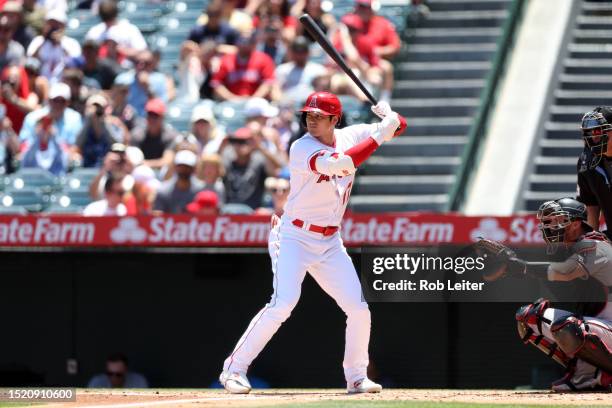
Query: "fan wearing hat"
577 106 612 238
221 126 282 209
154 149 206 214
186 190 220 216
243 97 287 166
129 98 179 170
75 93 129 168
1 0 35 49
19 82 83 147
26 10 81 83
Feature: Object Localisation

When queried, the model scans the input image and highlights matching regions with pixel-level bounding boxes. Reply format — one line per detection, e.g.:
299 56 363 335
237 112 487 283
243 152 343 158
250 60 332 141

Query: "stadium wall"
0 251 562 389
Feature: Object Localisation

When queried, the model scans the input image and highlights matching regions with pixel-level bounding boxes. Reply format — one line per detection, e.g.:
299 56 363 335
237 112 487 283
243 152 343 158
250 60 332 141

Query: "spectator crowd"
0 0 404 215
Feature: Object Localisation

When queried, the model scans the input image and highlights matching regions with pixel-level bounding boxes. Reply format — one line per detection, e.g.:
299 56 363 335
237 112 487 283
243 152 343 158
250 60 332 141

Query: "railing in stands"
447 0 526 212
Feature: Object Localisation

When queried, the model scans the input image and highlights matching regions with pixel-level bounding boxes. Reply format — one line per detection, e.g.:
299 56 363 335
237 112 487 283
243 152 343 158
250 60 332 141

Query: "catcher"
474 197 612 391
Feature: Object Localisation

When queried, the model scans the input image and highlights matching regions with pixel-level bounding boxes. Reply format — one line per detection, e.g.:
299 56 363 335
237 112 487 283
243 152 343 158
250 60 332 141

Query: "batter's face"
306 112 338 140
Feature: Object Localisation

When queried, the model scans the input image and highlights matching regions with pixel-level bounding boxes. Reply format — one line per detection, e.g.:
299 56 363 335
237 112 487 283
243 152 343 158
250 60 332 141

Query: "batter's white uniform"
222 123 378 384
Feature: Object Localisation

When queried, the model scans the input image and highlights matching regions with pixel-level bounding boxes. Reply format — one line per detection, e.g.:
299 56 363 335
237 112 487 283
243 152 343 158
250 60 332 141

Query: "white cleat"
347 378 383 394
219 371 252 394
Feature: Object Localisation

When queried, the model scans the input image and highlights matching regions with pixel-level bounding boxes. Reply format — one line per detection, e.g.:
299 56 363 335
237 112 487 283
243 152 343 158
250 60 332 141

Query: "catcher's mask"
581 110 611 168
536 198 591 251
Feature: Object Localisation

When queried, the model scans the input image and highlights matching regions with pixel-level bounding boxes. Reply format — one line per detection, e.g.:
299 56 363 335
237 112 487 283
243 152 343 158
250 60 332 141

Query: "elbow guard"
314 151 356 177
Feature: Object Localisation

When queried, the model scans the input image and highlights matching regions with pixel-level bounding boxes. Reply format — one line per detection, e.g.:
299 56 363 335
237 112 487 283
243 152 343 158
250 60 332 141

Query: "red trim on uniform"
308 150 326 174
345 137 379 167
394 115 407 137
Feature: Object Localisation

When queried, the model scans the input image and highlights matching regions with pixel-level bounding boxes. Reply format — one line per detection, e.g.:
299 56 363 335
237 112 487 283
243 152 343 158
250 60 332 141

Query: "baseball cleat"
219 371 251 394
551 371 601 392
347 378 383 394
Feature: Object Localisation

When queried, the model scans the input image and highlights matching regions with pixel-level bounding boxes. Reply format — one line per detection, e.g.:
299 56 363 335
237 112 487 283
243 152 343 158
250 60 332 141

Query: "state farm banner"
0 213 544 247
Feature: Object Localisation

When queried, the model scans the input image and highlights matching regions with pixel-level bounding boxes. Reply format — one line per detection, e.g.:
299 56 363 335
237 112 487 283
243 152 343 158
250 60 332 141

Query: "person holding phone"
74 93 129 168
0 64 39 133
26 10 81 83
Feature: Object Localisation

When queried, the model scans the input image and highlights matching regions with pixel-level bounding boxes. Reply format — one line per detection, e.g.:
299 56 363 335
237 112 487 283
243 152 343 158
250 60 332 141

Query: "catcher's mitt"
473 238 518 282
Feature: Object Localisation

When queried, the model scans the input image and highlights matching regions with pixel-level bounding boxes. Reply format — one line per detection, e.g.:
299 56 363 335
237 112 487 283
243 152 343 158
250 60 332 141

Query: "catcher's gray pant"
222 217 370 383
519 304 612 381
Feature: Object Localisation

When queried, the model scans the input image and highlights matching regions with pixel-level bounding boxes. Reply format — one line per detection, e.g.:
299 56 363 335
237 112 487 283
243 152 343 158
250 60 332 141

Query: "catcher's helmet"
536 197 591 247
581 107 612 167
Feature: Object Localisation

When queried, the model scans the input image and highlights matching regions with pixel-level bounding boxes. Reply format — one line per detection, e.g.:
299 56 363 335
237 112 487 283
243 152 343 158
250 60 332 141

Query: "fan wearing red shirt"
211 33 276 101
0 65 37 133
331 14 385 102
354 0 401 59
352 0 401 101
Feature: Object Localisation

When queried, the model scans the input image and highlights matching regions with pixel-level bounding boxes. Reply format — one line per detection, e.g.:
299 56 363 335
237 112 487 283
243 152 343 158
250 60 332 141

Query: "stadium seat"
0 206 28 215
214 100 248 133
220 203 254 215
62 175 92 192
338 95 370 125
70 168 100 185
53 190 93 207
3 169 59 194
43 204 85 215
0 187 48 212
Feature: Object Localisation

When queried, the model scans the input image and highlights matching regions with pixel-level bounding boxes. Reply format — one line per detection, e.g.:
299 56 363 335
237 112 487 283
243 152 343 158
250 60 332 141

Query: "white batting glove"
371 112 400 144
371 101 392 119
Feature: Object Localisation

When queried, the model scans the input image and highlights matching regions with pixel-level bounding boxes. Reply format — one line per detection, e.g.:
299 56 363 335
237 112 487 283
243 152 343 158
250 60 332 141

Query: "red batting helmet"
300 91 342 117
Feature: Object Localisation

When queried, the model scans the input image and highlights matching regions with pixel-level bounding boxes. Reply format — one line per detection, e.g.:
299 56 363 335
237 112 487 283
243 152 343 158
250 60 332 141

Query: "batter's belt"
292 219 339 236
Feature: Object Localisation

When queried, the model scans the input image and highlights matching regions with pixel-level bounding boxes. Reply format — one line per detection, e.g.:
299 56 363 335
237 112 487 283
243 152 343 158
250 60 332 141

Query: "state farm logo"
342 217 454 243
469 218 507 242
110 218 147 243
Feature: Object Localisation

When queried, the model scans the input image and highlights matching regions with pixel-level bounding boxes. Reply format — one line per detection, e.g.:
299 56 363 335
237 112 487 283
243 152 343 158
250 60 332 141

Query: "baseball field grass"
1 388 610 408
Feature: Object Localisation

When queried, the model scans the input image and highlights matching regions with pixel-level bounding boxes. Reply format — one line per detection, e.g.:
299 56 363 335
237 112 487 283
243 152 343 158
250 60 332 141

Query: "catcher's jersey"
283 124 376 227
571 239 612 321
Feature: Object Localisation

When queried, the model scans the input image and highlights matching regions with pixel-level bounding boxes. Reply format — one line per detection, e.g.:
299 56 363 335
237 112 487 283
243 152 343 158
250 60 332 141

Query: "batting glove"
371 101 392 119
372 112 400 144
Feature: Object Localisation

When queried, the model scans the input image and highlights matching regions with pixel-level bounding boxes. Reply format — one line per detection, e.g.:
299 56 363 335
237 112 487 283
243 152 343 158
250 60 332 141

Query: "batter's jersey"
283 124 377 227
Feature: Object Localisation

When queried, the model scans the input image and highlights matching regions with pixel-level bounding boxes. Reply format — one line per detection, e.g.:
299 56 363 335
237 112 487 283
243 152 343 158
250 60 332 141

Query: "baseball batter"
219 91 406 394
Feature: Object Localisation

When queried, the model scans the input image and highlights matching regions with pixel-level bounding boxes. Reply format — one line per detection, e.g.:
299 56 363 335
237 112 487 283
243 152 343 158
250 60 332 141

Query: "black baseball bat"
299 13 378 105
